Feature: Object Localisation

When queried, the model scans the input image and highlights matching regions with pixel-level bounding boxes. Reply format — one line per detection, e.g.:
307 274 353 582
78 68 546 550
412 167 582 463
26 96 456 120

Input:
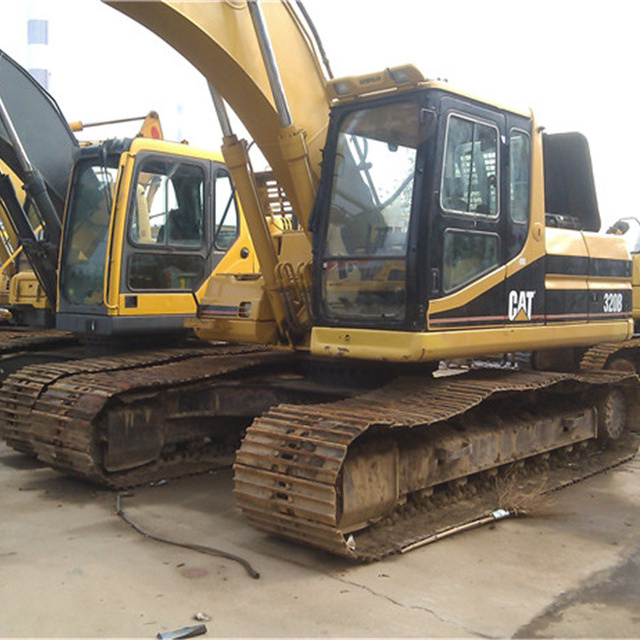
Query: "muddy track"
0 328 76 354
234 368 640 560
580 337 640 370
0 343 293 487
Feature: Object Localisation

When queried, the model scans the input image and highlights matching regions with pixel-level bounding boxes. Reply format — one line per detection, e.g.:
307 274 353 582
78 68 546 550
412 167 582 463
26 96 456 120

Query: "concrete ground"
1 440 640 639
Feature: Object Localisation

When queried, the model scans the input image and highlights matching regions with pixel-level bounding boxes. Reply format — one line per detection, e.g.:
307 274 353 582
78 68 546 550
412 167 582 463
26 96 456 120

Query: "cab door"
118 152 239 322
427 97 507 330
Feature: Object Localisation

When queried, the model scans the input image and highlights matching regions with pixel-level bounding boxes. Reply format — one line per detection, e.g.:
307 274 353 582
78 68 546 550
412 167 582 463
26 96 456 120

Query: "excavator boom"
104 0 330 227
0 49 77 214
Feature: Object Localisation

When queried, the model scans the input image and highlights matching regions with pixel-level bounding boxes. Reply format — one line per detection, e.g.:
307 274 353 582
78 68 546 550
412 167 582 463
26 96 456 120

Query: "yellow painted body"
311 321 632 362
195 76 634 362
188 227 310 344
86 137 257 321
309 107 633 362
105 3 635 363
9 270 48 310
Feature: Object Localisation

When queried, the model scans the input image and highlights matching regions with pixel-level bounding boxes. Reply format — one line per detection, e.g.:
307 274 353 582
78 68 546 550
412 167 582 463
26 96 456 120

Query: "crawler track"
234 368 639 560
0 327 78 377
0 344 303 487
0 328 75 354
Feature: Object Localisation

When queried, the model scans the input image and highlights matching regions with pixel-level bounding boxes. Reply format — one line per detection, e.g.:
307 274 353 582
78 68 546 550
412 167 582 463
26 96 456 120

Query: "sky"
0 0 638 230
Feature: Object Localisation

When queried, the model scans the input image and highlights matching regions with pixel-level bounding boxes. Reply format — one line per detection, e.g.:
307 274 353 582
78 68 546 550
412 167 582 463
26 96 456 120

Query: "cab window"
442 229 500 292
441 115 499 217
129 158 204 247
509 129 530 223
126 156 206 291
213 170 239 250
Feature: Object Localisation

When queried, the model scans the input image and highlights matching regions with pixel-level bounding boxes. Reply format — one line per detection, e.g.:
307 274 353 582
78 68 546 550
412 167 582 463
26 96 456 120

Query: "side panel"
584 232 632 322
544 228 590 323
428 259 545 329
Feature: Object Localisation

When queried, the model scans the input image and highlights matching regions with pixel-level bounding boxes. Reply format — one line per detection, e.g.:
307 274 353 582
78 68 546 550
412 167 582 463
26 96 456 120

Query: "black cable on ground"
115 492 260 579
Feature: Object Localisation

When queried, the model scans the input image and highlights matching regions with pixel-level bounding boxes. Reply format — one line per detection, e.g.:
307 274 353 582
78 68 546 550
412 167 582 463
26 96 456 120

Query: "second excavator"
0 47 277 477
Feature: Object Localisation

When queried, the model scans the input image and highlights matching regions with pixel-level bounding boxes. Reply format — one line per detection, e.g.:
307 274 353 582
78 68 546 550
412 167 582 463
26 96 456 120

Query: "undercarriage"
0 338 638 560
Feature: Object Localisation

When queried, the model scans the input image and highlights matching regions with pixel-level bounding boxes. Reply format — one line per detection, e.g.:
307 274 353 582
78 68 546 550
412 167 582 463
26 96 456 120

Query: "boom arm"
0 50 79 306
104 0 330 228
0 49 78 216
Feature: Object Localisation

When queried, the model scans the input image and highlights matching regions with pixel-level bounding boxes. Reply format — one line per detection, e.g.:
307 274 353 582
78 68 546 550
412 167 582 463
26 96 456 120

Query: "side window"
126 156 206 291
214 170 239 250
442 229 500 292
509 130 530 223
128 253 204 291
441 115 499 217
129 157 204 247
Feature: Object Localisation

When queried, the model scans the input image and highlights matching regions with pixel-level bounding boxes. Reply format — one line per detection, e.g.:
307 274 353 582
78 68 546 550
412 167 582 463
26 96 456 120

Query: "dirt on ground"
1 441 640 638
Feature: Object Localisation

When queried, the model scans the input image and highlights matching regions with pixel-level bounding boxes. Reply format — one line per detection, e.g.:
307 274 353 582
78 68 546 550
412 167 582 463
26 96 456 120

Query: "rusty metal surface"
0 328 76 353
580 337 640 370
0 344 293 487
234 368 640 560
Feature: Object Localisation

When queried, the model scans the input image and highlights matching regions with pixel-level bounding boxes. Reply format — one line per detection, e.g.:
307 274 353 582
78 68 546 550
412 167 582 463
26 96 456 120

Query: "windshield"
321 101 419 322
60 156 118 305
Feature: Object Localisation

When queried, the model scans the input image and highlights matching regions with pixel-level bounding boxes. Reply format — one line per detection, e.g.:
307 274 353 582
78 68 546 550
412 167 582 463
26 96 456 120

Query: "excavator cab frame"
311 89 430 332
312 86 533 332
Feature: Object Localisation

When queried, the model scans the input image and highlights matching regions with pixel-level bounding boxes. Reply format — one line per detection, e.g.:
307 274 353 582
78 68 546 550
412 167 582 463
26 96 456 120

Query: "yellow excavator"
0 110 164 327
0 41 318 486
0 48 273 462
0 48 258 349
3 1 640 560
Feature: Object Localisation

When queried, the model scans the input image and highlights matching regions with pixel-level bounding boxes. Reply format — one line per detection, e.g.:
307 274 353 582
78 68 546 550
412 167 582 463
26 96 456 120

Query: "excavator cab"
311 77 630 363
56 136 248 341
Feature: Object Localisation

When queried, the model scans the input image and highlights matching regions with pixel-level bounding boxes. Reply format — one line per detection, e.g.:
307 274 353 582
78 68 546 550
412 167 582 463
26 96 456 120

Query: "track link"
580 337 640 370
234 368 639 560
0 344 295 487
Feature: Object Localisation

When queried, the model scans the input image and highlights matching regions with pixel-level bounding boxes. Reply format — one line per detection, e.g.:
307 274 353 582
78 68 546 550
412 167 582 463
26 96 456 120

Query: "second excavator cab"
56 136 252 343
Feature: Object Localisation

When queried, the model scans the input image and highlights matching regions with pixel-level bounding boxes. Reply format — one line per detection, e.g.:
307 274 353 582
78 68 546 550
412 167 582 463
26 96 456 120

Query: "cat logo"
508 290 536 322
